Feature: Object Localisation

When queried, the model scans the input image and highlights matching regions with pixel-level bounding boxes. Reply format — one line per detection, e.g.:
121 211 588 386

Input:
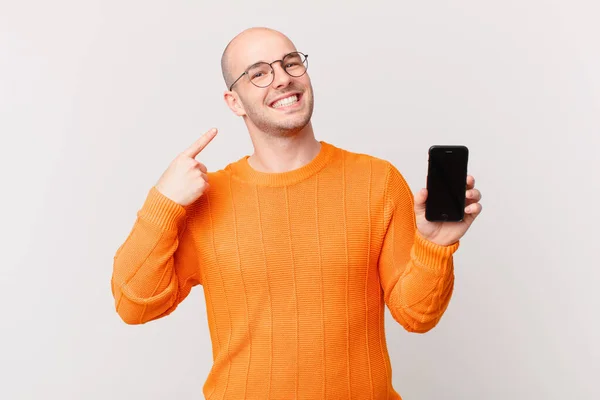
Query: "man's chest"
192 182 389 295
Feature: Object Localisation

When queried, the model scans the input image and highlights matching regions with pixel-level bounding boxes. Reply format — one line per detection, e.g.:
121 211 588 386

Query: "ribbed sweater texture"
111 141 459 399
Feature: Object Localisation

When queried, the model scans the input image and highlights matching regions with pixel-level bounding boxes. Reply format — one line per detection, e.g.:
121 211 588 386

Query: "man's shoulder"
333 142 398 176
205 155 245 179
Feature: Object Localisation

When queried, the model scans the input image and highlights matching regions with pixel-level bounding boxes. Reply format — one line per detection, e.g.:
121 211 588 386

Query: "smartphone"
425 145 469 222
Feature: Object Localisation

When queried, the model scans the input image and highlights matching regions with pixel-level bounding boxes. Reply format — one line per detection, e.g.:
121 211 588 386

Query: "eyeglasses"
229 51 309 91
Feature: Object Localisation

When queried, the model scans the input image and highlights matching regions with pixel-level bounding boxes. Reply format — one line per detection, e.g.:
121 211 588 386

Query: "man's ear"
223 91 246 116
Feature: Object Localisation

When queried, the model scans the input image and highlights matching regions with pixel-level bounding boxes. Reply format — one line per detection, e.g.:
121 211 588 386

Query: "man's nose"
271 62 292 89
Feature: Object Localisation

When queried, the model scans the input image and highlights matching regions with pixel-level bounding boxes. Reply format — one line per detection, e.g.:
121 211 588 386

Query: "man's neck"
246 123 321 173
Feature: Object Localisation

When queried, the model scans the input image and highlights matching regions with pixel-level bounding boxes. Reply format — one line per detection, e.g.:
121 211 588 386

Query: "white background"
1 0 598 399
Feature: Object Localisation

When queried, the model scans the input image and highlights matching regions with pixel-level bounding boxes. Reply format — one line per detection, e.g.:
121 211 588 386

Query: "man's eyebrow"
243 52 295 71
245 60 267 70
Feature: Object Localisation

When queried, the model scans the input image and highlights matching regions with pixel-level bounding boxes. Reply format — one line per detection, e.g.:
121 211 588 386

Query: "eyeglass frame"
228 51 309 91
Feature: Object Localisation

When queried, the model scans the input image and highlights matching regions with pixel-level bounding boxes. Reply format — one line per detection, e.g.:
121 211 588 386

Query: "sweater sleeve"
111 186 202 325
378 164 460 333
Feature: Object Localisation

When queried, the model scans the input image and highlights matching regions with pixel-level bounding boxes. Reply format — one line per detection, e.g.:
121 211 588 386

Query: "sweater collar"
229 141 336 187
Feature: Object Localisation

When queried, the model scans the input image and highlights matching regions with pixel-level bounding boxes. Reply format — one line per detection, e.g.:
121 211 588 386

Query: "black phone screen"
425 145 469 222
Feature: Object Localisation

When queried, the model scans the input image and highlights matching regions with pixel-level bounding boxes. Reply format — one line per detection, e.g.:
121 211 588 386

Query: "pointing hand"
155 128 218 206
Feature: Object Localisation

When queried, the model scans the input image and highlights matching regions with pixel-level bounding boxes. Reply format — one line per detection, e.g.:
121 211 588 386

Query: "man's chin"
267 110 309 127
246 104 313 136
265 119 311 136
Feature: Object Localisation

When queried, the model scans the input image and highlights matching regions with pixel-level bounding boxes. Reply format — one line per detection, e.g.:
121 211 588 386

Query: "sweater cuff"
137 186 187 233
411 231 460 275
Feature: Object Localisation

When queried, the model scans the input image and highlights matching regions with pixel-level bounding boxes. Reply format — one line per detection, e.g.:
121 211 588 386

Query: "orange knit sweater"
111 141 459 400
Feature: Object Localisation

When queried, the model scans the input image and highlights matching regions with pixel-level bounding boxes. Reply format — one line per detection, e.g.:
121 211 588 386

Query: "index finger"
183 128 218 158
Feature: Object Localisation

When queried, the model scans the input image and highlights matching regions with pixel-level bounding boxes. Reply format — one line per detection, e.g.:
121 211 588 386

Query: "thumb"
414 188 427 216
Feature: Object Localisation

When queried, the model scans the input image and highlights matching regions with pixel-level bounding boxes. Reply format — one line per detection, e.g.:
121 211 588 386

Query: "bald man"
111 27 483 399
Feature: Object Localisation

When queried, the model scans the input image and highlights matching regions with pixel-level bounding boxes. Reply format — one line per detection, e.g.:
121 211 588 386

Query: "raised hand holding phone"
414 145 483 246
155 128 218 206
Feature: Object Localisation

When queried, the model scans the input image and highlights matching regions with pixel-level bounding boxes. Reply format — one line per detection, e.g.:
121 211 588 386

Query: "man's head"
221 27 314 137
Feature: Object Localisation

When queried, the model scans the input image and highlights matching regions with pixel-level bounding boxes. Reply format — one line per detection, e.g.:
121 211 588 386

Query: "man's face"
228 33 314 137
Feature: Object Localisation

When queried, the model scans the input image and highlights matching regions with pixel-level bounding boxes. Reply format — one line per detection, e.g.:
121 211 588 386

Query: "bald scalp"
220 27 294 89
220 40 235 89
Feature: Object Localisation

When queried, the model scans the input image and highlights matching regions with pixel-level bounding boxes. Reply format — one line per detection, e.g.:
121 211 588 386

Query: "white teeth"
272 95 298 108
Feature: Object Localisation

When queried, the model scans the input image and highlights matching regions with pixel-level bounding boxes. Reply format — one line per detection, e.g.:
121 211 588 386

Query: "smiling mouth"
270 94 301 109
